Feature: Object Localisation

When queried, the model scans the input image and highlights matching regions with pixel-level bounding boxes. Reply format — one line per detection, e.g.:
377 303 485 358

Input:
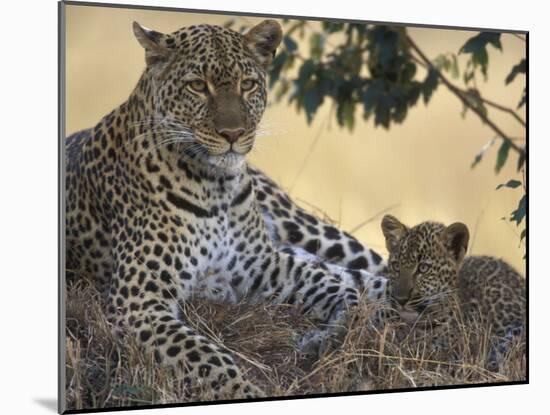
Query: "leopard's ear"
133 21 172 66
442 222 469 264
381 215 408 253
244 19 283 68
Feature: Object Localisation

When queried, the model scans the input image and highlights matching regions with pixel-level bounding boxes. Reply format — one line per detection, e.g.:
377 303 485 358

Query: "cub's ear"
244 19 283 68
442 222 469 264
133 21 172 66
381 215 408 253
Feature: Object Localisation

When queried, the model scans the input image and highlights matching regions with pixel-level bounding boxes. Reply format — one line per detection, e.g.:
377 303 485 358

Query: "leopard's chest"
167 187 265 269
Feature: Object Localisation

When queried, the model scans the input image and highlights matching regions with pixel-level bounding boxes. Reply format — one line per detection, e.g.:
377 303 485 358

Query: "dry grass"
65 279 526 411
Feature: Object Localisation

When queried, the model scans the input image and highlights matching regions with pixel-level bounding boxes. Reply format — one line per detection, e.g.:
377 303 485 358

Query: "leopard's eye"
390 259 400 272
417 262 431 274
188 80 208 93
240 79 257 92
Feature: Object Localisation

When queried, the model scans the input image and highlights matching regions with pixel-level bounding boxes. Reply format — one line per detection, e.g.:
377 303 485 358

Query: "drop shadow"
34 398 57 413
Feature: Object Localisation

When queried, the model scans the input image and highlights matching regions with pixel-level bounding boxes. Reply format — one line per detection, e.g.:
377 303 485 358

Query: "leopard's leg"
230 248 386 356
275 244 391 352
233 248 379 322
248 166 386 274
108 234 263 400
277 244 388 303
486 309 525 371
473 282 526 371
487 325 524 371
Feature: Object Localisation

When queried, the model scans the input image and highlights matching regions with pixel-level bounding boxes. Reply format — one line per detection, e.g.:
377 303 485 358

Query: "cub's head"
381 215 469 316
132 20 282 169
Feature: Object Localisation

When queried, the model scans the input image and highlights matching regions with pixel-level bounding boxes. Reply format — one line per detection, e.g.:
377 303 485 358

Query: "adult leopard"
65 20 387 400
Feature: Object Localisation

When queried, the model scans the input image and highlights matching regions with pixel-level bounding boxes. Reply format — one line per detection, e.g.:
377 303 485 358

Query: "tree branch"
462 90 526 127
408 50 525 127
405 35 525 157
511 33 526 42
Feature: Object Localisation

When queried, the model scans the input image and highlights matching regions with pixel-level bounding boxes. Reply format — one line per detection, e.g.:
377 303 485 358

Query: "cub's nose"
217 128 245 144
394 295 408 306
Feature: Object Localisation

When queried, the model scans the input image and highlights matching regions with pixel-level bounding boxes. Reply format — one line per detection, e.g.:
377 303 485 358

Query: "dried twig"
288 113 330 193
349 203 400 235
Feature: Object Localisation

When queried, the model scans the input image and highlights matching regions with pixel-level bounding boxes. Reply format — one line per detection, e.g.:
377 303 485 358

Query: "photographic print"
60 1 527 412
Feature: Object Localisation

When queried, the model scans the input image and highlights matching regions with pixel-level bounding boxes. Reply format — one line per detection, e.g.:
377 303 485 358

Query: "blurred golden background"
65 5 526 273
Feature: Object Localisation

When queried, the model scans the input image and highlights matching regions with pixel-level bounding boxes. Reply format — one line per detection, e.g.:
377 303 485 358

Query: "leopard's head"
132 20 282 169
381 215 469 318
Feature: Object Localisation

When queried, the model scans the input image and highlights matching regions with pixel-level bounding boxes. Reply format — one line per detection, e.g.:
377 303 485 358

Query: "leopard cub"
380 215 525 367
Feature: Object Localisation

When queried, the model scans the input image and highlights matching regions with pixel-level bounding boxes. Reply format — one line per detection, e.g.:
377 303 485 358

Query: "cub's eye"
240 79 257 92
188 80 208 93
417 262 431 274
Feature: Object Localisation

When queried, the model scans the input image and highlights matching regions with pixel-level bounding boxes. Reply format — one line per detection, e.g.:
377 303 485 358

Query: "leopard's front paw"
220 377 265 400
361 273 388 303
240 380 266 399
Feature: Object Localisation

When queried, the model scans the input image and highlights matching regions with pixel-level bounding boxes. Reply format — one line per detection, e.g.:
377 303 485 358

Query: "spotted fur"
66 20 386 400
381 215 525 367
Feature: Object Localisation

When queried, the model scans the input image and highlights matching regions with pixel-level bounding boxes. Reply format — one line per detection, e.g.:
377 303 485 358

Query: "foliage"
228 19 527 253
268 23 440 130
459 32 502 80
457 34 526 249
505 58 527 109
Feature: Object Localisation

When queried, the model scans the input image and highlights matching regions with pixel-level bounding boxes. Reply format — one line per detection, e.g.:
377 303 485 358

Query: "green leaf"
274 78 291 102
374 96 391 128
463 68 475 85
309 33 325 61
297 59 316 84
362 79 384 113
517 151 526 171
303 87 324 124
283 35 298 53
450 55 460 79
421 69 439 104
459 32 501 78
471 137 496 169
472 47 489 76
505 59 526 85
322 21 344 34
517 87 526 108
460 32 502 54
338 100 355 131
496 179 522 190
464 88 488 118
434 54 451 71
495 141 511 173
268 51 288 88
401 61 417 82
510 195 526 225
376 29 399 69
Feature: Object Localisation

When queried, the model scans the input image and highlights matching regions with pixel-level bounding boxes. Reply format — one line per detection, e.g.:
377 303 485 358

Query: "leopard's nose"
217 128 245 144
394 295 409 306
